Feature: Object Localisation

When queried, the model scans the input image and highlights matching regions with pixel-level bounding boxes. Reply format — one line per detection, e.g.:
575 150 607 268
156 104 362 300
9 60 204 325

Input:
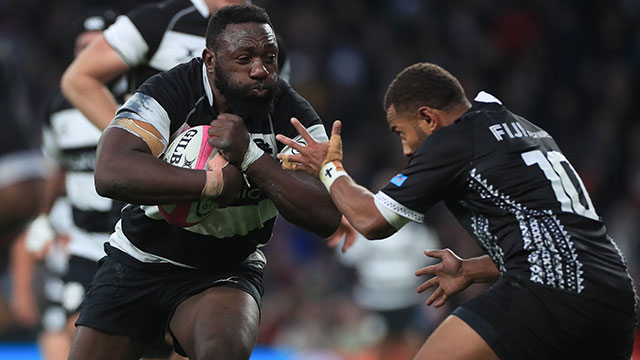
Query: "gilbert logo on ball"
159 125 218 227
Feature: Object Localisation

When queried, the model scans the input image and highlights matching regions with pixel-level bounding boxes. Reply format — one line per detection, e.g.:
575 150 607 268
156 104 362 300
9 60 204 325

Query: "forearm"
461 255 501 283
95 129 207 204
61 72 119 131
329 176 395 239
11 235 34 297
60 35 129 131
246 154 341 237
96 151 206 204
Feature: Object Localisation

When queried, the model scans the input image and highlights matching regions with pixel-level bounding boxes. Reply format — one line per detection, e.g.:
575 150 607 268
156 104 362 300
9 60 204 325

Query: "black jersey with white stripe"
107 57 328 268
104 0 210 94
377 92 635 305
44 92 125 260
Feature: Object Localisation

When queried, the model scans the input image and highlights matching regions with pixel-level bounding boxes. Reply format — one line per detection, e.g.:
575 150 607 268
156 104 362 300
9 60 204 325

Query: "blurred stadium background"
1 0 639 358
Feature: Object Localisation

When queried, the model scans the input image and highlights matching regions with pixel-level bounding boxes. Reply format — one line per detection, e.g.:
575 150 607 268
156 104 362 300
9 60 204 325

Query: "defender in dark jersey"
62 0 248 131
277 63 637 360
68 6 340 360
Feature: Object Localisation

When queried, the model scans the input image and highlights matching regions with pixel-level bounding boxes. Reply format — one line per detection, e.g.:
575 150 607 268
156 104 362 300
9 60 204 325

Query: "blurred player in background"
10 8 179 360
0 41 46 244
61 0 250 131
67 5 340 360
277 62 637 360
335 220 440 359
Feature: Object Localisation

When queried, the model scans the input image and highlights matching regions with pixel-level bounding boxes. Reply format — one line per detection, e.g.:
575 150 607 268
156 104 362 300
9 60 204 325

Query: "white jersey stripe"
104 16 150 67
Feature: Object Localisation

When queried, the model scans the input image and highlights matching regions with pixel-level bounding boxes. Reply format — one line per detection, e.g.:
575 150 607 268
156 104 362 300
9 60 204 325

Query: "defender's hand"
415 249 470 308
276 119 342 178
208 113 250 167
323 120 342 166
326 215 357 253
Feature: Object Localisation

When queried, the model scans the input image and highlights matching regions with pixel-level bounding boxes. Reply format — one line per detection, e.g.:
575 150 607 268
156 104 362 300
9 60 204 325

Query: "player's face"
215 22 279 91
386 105 430 157
209 22 279 121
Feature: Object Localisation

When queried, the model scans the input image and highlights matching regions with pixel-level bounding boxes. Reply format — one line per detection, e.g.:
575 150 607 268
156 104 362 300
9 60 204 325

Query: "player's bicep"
71 35 129 83
374 191 421 229
108 92 171 157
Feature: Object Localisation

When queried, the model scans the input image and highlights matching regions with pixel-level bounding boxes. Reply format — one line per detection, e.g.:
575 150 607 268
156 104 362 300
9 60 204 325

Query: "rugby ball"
158 125 240 227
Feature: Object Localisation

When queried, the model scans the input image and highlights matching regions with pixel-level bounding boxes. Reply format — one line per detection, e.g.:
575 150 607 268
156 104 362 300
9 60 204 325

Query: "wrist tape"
320 160 348 191
241 140 265 172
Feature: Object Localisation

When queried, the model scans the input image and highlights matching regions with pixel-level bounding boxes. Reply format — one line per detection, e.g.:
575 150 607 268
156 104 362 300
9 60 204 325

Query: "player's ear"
202 48 216 72
418 107 438 131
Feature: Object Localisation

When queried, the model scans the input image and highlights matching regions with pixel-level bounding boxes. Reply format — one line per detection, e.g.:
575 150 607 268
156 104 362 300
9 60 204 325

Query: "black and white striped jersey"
376 92 635 305
44 92 125 261
107 57 328 268
104 0 210 94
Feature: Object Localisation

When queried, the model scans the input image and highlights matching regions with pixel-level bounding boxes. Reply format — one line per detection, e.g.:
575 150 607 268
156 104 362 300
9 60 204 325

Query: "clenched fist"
208 113 250 167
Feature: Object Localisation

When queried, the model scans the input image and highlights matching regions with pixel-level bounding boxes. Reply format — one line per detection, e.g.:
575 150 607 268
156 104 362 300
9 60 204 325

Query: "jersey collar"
191 0 210 18
202 63 214 107
474 91 502 105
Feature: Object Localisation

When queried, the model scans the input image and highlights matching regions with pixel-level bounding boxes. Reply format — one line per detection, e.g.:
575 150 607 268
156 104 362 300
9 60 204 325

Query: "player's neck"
443 101 472 125
211 86 230 113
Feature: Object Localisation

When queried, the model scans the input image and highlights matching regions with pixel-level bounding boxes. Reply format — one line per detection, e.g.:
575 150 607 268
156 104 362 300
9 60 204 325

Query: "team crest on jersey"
390 174 408 186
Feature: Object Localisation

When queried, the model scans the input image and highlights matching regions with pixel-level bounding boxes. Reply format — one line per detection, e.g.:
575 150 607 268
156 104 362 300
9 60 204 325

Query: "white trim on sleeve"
103 15 149 67
0 150 48 188
110 92 171 148
374 191 423 228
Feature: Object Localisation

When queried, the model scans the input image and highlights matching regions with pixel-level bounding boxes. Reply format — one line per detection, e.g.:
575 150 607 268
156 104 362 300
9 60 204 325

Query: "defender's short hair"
383 63 467 114
205 5 273 50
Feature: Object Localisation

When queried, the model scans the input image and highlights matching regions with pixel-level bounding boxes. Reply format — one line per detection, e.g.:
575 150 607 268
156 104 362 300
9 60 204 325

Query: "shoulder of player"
412 116 473 159
140 58 203 93
128 0 193 23
272 79 321 126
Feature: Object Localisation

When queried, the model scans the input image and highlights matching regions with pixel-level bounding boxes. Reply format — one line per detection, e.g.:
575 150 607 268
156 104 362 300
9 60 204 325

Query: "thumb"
331 120 342 137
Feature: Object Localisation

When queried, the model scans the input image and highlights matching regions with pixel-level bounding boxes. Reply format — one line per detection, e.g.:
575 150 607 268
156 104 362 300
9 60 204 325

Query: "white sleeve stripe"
111 92 171 146
103 16 149 67
374 191 424 224
0 151 48 187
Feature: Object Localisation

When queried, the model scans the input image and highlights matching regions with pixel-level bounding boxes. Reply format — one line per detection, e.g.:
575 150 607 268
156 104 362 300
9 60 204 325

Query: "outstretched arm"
61 35 129 130
415 249 500 307
208 114 341 237
276 119 397 239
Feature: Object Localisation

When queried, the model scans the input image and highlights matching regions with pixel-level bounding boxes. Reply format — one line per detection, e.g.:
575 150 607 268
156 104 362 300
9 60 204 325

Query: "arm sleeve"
108 63 195 155
103 3 170 66
376 124 471 223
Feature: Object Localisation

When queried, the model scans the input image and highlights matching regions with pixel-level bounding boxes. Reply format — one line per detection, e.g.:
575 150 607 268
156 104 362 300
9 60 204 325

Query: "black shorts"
76 243 264 353
61 255 99 316
452 275 637 360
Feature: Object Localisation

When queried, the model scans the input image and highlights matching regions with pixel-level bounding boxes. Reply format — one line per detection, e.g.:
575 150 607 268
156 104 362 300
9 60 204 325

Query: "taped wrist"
320 160 348 191
201 169 224 198
241 140 265 172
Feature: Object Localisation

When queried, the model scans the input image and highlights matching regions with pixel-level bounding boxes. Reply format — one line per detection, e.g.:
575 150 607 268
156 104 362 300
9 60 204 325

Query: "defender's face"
386 105 430 157
214 22 279 98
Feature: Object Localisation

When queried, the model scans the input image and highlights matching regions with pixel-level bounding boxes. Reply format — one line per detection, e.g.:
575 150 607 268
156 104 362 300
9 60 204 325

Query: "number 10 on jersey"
522 150 599 220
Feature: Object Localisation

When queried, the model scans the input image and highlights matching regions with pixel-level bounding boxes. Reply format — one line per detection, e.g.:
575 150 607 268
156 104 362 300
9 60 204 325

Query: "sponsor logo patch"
390 173 407 187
